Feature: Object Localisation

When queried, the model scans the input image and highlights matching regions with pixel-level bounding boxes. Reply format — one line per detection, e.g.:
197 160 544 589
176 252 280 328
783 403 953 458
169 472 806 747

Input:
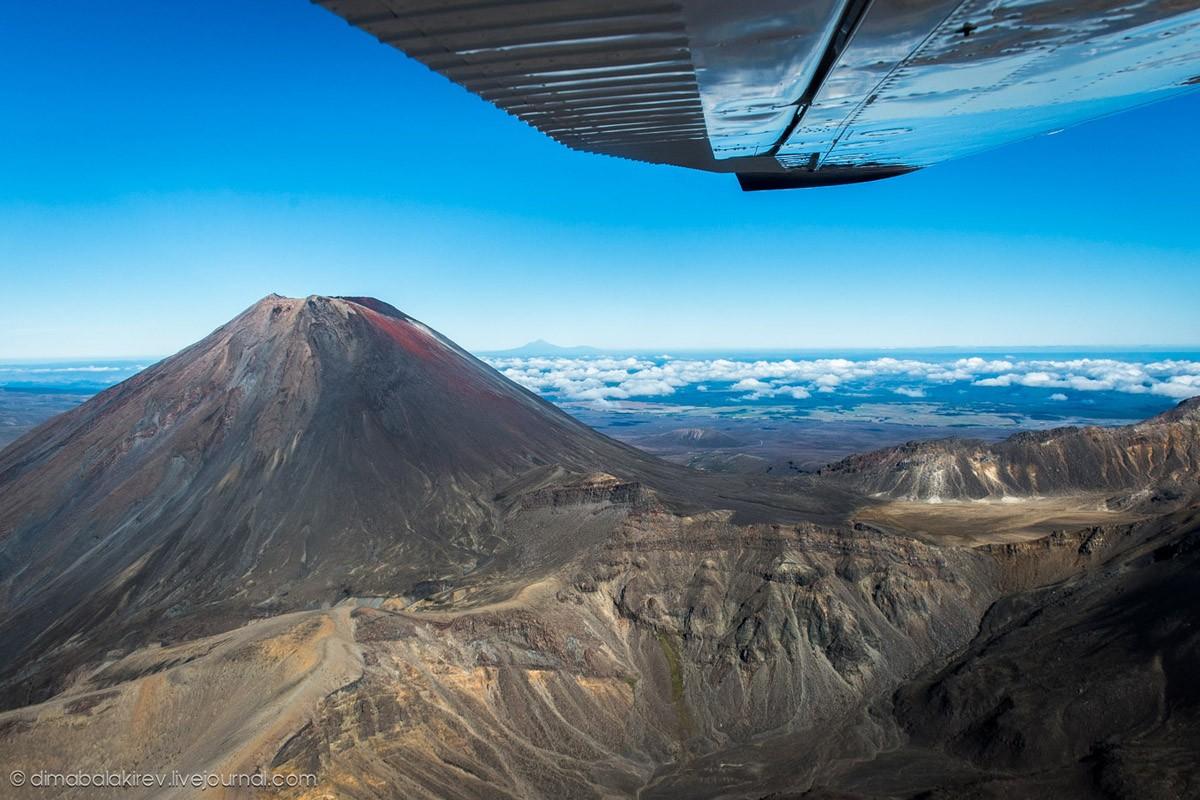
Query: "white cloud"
729 378 811 400
0 365 131 373
484 354 1200 404
1152 375 1200 399
1049 393 1068 401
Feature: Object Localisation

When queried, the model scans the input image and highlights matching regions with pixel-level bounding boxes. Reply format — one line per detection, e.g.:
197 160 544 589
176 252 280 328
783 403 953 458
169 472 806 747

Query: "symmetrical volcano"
0 295 677 704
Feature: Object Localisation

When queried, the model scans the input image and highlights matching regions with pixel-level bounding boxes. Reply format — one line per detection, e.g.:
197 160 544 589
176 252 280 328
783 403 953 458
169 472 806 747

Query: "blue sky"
1 0 1198 358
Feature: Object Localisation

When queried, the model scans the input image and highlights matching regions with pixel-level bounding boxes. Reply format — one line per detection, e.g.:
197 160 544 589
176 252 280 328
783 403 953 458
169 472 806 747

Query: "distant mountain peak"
488 339 600 357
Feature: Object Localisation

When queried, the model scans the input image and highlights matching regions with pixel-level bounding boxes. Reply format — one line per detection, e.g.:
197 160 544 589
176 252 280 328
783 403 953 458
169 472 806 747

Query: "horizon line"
5 343 1200 363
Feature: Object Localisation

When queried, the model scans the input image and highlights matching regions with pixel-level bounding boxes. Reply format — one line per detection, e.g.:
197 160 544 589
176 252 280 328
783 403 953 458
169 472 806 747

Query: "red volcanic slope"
0 295 671 706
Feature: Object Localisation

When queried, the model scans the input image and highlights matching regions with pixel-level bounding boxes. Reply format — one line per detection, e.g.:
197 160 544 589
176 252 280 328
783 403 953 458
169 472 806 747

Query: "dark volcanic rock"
868 506 1200 799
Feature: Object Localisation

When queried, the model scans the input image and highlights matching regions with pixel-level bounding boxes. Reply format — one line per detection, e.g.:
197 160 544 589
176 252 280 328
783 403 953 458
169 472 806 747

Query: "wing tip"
737 166 918 191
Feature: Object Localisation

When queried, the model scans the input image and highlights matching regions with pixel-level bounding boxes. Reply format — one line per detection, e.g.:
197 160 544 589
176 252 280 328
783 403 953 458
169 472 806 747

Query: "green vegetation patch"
656 631 694 738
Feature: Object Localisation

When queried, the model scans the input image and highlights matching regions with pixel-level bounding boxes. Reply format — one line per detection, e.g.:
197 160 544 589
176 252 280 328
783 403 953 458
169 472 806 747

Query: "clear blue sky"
1 0 1198 358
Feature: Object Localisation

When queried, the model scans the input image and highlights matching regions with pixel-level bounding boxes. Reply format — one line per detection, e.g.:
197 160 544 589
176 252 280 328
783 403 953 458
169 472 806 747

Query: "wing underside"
316 0 1200 188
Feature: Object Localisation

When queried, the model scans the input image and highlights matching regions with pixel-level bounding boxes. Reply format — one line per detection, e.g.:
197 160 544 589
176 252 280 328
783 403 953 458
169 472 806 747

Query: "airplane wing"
314 0 1200 189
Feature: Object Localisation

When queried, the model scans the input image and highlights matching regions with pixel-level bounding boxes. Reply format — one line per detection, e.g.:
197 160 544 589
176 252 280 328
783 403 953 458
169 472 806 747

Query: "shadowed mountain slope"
808 504 1200 799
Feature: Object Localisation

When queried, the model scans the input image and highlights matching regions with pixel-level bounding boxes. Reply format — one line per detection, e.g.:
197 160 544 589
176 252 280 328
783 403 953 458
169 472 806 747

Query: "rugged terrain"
822 403 1200 502
0 296 1197 799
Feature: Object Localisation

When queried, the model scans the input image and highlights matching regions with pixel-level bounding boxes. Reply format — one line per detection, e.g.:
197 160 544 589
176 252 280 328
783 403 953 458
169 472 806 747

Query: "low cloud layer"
0 362 148 388
483 355 1200 404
